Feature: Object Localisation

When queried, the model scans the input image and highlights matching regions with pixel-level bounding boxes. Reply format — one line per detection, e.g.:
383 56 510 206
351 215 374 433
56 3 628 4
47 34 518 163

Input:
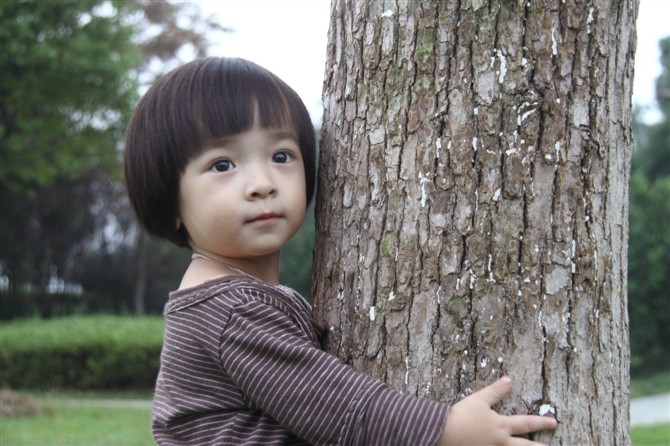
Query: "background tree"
628 36 670 377
633 37 670 182
0 0 139 193
0 0 141 316
0 0 223 318
313 1 635 444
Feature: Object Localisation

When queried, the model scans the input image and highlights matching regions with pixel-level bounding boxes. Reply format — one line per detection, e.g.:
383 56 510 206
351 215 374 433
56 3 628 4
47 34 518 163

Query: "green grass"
630 369 670 445
0 396 153 446
632 423 670 446
0 370 667 445
2 400 668 446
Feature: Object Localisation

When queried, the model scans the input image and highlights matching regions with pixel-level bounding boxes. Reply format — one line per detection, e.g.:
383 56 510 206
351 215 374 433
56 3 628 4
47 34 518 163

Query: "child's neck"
189 251 280 285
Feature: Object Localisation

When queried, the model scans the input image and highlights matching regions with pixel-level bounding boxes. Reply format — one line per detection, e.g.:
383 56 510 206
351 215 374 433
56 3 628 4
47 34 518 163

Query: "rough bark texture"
312 0 636 444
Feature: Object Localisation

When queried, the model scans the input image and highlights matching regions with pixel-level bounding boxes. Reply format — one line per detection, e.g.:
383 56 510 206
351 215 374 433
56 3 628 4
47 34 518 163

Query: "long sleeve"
219 289 448 445
152 276 448 445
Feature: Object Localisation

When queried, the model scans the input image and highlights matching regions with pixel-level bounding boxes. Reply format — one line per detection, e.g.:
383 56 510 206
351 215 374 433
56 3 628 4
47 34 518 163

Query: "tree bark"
312 0 636 444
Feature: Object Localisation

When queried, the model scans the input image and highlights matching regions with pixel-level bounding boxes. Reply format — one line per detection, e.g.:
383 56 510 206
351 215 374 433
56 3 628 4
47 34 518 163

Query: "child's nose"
245 168 277 200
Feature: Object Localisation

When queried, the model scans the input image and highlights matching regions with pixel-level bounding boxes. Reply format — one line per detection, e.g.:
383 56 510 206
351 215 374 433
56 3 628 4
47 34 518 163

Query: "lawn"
632 423 670 445
1 382 668 445
0 395 153 446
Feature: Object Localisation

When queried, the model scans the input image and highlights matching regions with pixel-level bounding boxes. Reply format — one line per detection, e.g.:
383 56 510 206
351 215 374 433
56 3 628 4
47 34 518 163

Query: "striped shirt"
152 275 448 445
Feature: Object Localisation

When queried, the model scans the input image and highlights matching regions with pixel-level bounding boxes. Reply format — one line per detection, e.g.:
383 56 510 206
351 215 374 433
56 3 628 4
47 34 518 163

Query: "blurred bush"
0 316 163 390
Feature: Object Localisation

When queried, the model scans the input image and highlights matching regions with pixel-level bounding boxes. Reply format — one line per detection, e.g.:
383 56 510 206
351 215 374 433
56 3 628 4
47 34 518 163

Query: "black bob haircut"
124 57 317 247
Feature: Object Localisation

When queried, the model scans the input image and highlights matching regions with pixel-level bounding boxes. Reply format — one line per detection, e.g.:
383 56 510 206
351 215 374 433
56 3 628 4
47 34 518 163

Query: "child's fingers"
507 414 558 436
472 376 513 407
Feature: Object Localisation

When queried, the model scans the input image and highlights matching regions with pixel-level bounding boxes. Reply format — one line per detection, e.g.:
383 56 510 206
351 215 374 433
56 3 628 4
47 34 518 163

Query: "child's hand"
439 376 558 445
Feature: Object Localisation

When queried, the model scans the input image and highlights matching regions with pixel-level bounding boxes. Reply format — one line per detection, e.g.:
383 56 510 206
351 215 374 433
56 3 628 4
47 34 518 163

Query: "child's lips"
247 212 281 224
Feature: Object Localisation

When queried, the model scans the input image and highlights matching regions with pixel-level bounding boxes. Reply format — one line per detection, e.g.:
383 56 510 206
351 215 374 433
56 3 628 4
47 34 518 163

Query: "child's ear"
175 217 182 230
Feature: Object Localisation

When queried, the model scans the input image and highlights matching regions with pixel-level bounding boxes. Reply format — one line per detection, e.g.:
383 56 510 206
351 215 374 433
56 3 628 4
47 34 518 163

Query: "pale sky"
199 0 668 124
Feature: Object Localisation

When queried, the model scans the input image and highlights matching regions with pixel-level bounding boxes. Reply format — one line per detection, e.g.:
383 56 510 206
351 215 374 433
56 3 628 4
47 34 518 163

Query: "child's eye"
272 151 294 164
211 159 235 172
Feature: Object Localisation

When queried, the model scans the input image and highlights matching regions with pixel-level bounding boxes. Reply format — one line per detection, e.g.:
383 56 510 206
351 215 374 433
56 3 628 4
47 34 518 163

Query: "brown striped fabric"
152 275 448 445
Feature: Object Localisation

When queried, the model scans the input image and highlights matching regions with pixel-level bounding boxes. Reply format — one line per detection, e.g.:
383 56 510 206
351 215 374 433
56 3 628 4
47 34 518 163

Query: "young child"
124 57 557 445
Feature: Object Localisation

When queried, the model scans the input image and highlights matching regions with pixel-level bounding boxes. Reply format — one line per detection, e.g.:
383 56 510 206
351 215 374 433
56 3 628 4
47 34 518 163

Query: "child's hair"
124 57 317 247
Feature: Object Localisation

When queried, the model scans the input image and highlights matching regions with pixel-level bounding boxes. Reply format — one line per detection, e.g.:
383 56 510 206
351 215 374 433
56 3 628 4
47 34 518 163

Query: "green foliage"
0 290 88 320
280 209 315 299
0 0 141 316
632 104 670 182
631 39 670 181
0 316 164 390
631 369 670 399
628 174 670 375
0 1 219 319
0 174 109 314
628 36 670 377
0 0 141 192
656 37 670 111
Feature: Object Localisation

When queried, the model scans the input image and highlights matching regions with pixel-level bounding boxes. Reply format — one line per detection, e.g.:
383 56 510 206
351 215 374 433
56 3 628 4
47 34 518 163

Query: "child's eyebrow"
203 137 234 150
206 129 298 149
266 128 299 141
204 128 298 149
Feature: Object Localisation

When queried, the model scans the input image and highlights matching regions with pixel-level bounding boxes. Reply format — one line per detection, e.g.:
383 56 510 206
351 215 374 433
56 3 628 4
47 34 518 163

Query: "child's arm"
218 295 448 445
214 284 556 445
439 376 558 445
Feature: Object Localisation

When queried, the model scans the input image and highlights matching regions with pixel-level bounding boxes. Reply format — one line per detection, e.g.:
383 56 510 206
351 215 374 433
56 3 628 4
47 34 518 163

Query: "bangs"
193 59 303 149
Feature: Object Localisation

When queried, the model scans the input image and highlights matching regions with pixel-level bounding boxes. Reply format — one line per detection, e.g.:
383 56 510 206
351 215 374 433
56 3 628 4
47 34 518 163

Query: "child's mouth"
247 213 281 224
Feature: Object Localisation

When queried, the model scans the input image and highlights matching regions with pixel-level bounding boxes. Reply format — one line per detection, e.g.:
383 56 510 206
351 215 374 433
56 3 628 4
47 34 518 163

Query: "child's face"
177 123 307 264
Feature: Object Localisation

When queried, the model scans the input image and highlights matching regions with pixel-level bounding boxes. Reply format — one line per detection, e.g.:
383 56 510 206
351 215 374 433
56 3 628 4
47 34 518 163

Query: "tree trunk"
312 0 636 444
